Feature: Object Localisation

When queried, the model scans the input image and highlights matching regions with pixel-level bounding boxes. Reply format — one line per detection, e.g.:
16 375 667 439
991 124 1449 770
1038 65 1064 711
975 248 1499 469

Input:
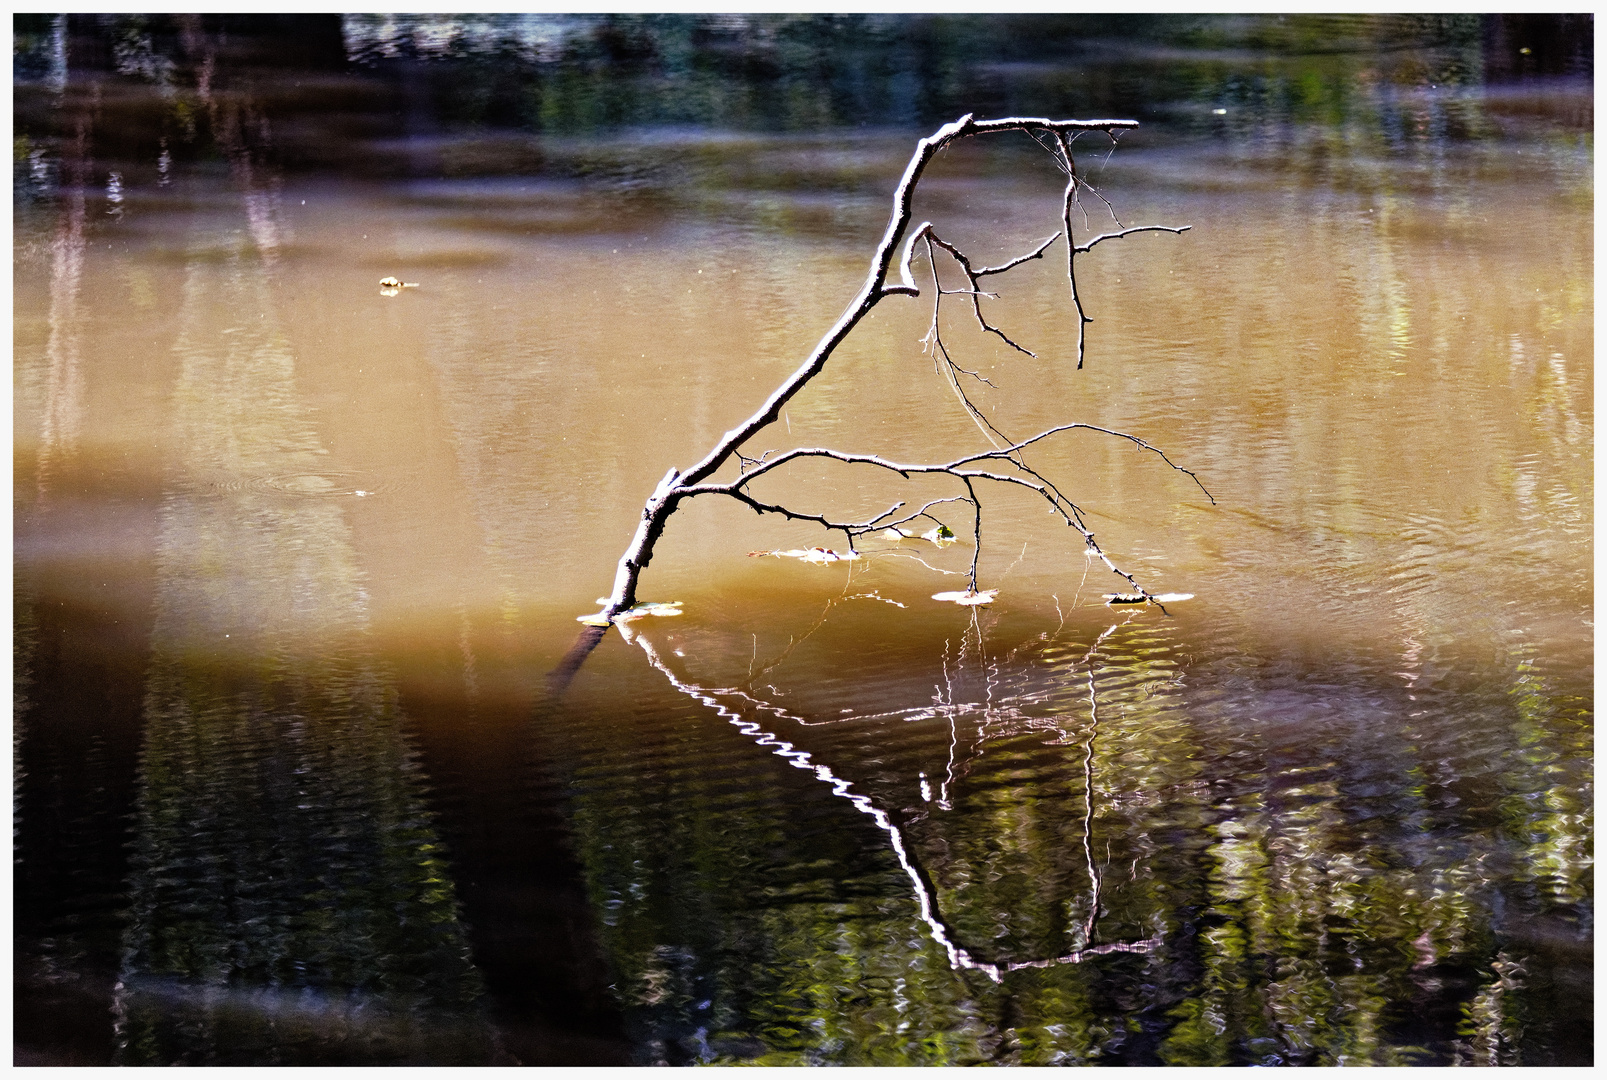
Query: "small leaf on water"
577 600 684 625
614 601 685 621
923 524 959 546
1102 591 1195 606
932 589 998 606
749 547 861 563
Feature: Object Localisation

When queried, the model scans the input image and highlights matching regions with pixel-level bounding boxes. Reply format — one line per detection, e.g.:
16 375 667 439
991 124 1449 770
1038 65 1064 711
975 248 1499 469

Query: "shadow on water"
547 625 610 701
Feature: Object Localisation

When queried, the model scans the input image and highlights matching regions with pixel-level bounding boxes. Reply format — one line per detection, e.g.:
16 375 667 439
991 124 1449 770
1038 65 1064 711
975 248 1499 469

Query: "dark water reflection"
550 587 1588 1065
112 239 489 1063
14 14 1592 1067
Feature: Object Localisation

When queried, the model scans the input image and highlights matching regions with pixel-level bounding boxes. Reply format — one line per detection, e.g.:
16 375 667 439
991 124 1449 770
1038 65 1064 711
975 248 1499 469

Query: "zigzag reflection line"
619 624 1162 983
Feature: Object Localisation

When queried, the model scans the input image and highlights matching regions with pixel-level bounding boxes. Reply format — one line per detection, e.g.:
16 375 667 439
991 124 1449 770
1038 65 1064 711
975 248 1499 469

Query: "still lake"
14 15 1592 1066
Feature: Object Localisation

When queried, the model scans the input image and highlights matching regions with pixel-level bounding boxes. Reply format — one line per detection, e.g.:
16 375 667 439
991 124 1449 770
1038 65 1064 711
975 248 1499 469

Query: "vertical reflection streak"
112 179 488 1061
37 120 89 494
1079 622 1120 949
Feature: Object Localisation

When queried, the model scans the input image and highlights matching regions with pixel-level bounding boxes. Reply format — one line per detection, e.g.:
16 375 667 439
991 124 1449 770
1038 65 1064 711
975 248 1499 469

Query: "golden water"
15 122 1591 1063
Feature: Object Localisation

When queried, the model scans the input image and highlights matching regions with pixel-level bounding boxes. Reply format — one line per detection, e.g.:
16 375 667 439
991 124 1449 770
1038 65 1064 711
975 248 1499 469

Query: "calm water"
14 15 1592 1066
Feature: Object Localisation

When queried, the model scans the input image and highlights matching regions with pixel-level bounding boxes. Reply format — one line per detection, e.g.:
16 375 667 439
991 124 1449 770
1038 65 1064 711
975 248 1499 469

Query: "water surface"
14 15 1592 1066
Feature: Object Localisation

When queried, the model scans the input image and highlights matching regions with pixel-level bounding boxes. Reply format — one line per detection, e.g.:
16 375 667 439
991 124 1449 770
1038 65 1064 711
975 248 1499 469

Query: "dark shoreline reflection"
13 14 1592 192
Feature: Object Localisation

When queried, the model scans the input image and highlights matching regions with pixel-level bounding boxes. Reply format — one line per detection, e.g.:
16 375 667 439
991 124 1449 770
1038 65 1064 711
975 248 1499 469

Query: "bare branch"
973 232 1061 277
678 427 1196 606
963 477 982 592
947 423 1215 503
592 112 1195 628
1075 224 1192 252
890 220 935 295
920 237 1017 449
1079 176 1124 229
874 496 971 534
964 116 1139 134
725 488 891 544
1054 131 1092 370
688 422 1212 506
925 231 1041 358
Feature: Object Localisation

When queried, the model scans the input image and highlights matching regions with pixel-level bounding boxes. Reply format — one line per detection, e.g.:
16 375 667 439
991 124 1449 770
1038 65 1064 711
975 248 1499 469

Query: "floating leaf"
614 601 685 621
923 524 959 547
932 589 998 606
749 547 862 563
1102 591 1195 606
577 600 684 626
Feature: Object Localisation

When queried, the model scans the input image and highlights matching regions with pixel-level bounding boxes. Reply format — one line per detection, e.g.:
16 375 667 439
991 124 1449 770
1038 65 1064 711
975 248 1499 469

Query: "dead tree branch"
592 113 1199 629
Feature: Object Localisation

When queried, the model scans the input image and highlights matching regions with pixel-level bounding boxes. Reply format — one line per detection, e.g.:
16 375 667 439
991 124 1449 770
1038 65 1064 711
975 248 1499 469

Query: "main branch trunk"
593 115 1139 622
604 467 681 616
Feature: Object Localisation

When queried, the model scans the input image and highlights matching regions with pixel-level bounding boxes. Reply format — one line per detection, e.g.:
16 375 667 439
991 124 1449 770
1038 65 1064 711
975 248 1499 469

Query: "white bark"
600 114 1198 620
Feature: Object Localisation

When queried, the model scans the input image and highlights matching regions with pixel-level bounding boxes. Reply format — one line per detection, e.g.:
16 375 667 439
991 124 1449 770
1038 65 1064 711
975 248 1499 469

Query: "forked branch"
590 113 1198 632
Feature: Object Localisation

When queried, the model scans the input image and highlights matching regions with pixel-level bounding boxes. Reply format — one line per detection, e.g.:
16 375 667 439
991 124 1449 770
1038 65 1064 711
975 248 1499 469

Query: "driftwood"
582 113 1208 644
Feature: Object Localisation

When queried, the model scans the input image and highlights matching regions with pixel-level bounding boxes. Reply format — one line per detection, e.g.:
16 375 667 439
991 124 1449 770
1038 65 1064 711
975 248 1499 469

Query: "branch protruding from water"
592 113 1195 625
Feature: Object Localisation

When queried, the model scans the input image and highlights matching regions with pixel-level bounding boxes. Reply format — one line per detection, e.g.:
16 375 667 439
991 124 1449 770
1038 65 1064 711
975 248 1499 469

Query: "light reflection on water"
549 561 1587 1064
13 15 1591 1067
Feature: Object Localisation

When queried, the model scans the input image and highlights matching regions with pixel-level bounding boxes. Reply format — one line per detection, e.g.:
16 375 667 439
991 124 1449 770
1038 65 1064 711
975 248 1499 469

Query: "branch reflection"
617 604 1162 984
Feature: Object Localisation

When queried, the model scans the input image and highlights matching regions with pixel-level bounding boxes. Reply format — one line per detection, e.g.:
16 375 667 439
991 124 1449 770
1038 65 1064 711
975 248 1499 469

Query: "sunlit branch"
675 419 1211 605
685 423 1212 499
974 232 1061 278
1076 224 1192 252
963 477 982 592
925 230 1043 358
588 111 1196 635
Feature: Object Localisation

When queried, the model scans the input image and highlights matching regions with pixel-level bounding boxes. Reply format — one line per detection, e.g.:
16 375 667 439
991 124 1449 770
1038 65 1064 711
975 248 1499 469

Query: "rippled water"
14 15 1592 1067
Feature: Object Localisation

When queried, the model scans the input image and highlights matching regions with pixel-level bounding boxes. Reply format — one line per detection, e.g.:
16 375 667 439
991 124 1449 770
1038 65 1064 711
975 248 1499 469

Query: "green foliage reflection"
114 219 489 1064
558 609 1589 1065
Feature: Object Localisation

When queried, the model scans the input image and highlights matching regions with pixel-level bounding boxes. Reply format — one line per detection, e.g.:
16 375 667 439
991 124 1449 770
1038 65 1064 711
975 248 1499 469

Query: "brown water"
13 25 1593 1066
